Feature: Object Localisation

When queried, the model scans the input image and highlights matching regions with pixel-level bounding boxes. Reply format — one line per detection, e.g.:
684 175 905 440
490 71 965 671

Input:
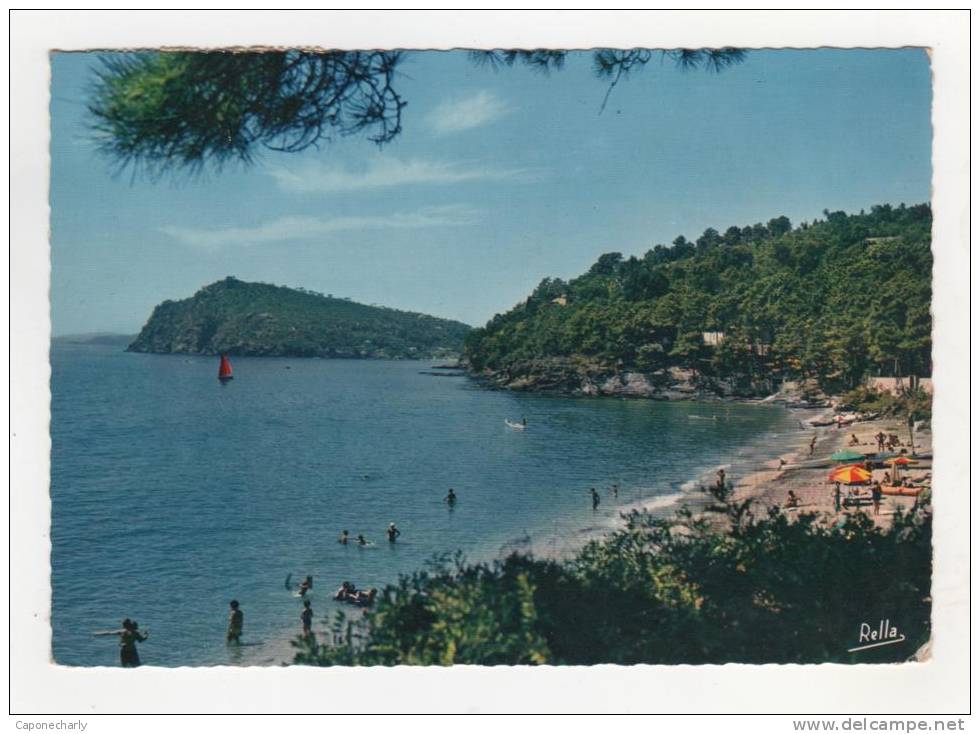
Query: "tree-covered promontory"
128 277 471 359
464 204 932 396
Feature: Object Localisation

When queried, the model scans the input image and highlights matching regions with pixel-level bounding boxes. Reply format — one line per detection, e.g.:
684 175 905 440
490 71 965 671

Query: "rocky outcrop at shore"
472 360 830 405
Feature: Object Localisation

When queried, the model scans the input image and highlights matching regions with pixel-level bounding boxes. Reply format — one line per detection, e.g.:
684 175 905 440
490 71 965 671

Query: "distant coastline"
52 332 137 347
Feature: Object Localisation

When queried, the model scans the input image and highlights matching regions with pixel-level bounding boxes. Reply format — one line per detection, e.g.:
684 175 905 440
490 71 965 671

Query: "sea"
50 343 806 667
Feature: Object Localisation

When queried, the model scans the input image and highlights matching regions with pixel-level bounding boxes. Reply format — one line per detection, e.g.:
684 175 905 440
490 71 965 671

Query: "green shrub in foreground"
293 486 931 666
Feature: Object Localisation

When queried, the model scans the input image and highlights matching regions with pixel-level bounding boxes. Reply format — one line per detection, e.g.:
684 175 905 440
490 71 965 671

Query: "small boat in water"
505 419 526 431
218 353 234 382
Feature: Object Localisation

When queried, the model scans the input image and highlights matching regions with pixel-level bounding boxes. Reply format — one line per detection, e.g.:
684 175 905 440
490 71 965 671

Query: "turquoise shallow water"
50 344 801 666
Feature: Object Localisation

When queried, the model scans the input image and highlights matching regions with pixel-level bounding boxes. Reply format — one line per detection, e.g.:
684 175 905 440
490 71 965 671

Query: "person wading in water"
95 618 149 668
590 487 601 510
386 522 401 543
301 599 314 639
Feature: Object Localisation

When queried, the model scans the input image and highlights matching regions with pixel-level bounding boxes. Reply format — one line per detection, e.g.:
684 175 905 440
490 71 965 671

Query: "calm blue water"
51 344 802 666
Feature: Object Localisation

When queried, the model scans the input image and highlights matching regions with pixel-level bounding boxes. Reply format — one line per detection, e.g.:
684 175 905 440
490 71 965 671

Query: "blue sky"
50 49 931 335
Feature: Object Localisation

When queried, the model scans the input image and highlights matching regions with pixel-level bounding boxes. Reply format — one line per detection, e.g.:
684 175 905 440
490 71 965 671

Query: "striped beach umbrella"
887 456 918 480
829 464 871 485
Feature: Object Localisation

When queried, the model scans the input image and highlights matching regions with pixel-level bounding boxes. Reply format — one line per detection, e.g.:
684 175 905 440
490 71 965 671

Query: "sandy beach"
730 411 932 527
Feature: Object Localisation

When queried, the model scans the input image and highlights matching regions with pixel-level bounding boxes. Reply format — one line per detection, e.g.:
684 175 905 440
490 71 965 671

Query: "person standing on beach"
716 469 727 490
301 599 314 639
226 600 243 644
871 482 883 516
590 487 600 510
833 482 842 513
809 435 817 456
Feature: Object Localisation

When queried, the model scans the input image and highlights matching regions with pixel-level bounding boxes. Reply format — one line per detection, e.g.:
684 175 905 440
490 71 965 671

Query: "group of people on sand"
832 481 883 515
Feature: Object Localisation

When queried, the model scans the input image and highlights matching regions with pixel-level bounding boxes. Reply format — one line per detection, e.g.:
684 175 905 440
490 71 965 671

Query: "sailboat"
218 353 234 382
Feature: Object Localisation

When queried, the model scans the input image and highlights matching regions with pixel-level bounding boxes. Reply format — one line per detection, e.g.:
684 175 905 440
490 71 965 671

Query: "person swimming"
445 488 457 506
357 534 368 546
338 530 349 545
590 487 600 510
301 599 314 638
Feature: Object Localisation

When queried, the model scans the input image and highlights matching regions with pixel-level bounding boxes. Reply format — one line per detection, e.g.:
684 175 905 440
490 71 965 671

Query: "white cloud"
268 155 534 194
428 91 509 134
161 205 481 249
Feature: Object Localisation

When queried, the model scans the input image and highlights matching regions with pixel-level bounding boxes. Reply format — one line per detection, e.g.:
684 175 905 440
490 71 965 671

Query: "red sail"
218 354 233 380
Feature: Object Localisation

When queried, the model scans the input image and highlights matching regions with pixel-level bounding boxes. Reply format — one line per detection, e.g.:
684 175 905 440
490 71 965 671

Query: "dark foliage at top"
127 277 471 359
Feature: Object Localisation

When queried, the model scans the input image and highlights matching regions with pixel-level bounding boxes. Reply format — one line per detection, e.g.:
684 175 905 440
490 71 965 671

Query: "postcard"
10 10 970 718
